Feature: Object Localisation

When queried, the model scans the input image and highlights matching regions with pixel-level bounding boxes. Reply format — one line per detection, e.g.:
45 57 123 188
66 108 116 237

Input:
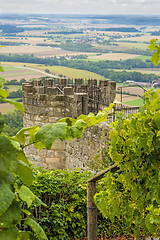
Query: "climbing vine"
94 89 160 238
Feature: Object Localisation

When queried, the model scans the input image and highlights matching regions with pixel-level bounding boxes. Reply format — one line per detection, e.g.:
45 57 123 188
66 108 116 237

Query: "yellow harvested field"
88 53 140 60
116 93 139 102
0 103 16 114
119 35 160 42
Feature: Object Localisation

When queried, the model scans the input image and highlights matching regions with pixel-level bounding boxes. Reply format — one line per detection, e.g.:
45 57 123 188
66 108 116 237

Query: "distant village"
125 79 160 88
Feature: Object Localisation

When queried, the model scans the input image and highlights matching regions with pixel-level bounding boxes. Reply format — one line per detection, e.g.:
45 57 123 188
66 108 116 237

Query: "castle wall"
23 78 116 170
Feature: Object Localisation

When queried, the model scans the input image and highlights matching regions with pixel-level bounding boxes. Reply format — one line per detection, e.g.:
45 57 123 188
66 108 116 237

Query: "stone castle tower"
23 78 116 170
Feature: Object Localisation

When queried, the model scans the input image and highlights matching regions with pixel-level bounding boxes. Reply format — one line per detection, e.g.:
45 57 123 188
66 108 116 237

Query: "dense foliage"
31 168 92 240
5 79 26 85
0 24 24 34
6 89 22 99
30 168 134 240
94 89 160 238
3 110 23 136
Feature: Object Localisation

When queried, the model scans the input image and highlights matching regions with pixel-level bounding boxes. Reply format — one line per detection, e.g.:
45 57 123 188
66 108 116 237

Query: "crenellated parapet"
23 78 116 170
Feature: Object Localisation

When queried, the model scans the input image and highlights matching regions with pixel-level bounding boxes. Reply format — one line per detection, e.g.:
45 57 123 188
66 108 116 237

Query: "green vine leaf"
18 185 35 208
0 182 14 217
0 226 19 240
0 77 5 88
24 218 48 240
0 136 17 180
0 200 21 228
17 161 34 187
0 66 4 72
35 122 67 150
0 89 9 98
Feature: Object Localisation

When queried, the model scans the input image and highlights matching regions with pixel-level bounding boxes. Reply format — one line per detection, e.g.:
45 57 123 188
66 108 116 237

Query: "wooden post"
87 181 97 240
87 164 119 239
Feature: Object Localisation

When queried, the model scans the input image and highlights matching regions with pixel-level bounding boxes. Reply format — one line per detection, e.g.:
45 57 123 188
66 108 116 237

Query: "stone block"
47 150 55 158
55 151 66 158
36 86 45 94
55 95 66 101
44 79 53 87
39 94 47 101
51 140 65 151
48 117 60 123
46 157 60 165
60 78 67 86
75 78 82 85
64 87 74 95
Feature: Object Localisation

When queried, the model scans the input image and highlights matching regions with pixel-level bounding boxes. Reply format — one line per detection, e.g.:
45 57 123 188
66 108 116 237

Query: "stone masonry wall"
23 78 116 170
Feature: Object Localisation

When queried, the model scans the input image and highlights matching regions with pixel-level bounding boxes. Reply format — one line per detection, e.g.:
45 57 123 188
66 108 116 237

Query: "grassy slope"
38 65 107 80
2 62 107 80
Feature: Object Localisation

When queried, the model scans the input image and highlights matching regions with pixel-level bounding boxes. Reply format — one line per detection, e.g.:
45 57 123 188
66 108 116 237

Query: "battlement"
23 78 116 122
23 78 116 170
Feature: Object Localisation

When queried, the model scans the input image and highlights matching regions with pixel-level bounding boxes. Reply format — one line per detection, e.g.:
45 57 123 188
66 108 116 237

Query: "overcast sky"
1 0 160 15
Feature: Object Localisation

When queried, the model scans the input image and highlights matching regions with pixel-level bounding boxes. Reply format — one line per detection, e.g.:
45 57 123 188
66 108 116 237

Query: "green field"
1 71 37 78
2 66 20 71
132 55 151 61
124 98 144 106
38 65 107 80
117 42 148 50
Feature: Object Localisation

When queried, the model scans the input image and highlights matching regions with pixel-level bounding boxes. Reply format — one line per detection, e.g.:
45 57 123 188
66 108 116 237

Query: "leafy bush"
31 168 134 240
31 168 92 240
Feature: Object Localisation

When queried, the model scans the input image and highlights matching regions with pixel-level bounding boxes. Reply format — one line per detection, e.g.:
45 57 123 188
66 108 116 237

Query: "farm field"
112 68 160 76
124 98 144 106
1 62 106 80
0 103 16 114
118 35 160 43
116 86 147 107
38 65 107 80
117 42 148 50
88 53 140 61
0 45 96 58
116 93 144 106
0 64 49 81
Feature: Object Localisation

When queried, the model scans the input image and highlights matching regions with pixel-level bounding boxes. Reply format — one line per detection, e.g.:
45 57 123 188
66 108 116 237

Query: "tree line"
0 53 159 83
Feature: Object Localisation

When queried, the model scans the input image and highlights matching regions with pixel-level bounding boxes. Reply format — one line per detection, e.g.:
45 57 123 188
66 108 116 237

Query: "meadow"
1 62 107 80
38 65 107 80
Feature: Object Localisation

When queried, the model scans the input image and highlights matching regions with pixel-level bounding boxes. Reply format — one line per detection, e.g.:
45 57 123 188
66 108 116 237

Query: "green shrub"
31 168 134 240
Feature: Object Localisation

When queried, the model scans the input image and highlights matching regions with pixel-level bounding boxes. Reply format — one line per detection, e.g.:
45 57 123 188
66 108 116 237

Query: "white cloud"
1 0 160 14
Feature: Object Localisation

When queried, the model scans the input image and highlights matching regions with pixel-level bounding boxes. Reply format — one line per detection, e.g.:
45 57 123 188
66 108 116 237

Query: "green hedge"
31 168 133 239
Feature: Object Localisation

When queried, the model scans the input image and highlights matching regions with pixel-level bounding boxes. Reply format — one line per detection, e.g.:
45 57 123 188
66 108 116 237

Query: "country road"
2 64 61 79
